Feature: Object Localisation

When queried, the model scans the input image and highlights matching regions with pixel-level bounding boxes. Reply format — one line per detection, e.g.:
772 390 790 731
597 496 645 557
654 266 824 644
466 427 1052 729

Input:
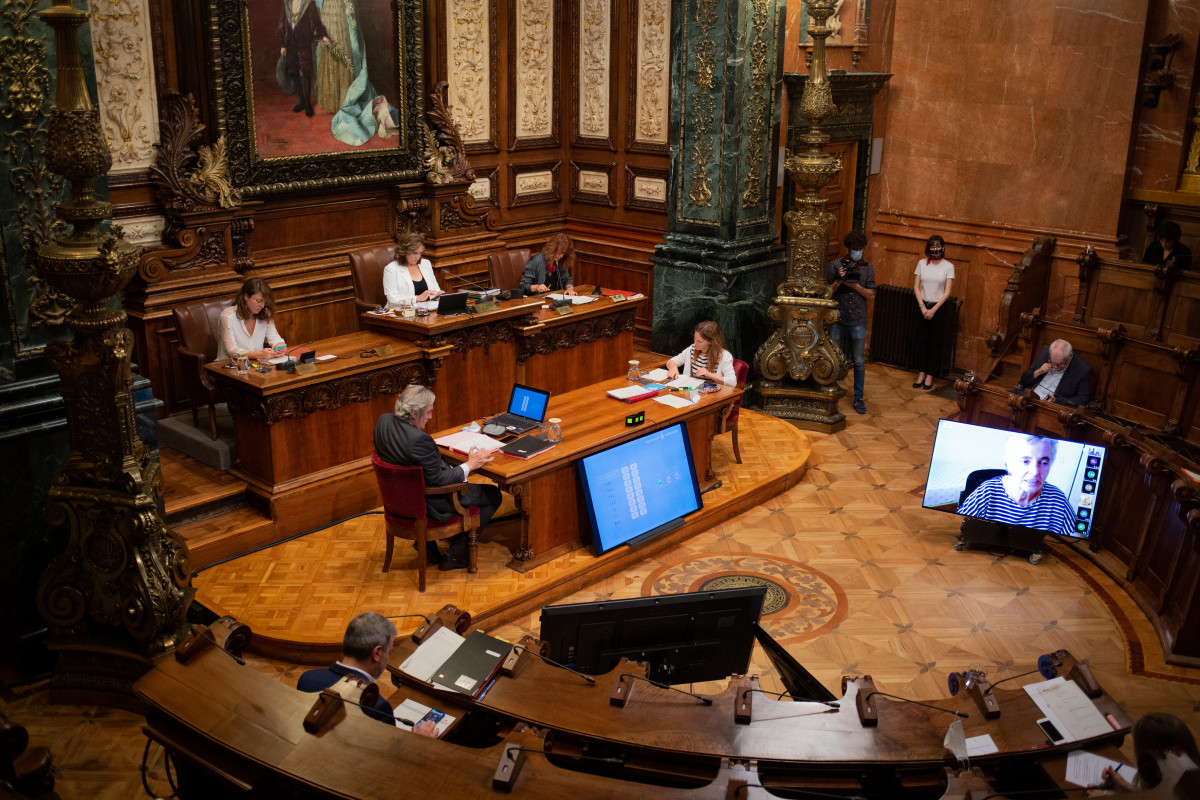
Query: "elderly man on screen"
1016 339 1092 407
957 434 1076 537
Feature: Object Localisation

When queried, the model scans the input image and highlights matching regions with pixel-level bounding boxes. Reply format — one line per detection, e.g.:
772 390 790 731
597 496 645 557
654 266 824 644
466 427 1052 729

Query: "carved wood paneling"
89 0 160 174
445 0 497 150
517 308 636 365
223 361 428 425
510 0 560 149
572 0 616 150
629 0 670 153
508 161 561 207
571 161 616 207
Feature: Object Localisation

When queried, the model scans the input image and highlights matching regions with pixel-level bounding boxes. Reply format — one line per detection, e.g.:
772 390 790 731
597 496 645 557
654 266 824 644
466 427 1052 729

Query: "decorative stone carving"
446 0 490 143
634 0 670 145
88 0 159 172
578 0 610 138
515 0 553 139
150 91 241 213
423 81 476 185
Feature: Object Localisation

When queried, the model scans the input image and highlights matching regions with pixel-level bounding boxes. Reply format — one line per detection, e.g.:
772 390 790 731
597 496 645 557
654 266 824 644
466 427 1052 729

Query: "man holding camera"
826 230 877 415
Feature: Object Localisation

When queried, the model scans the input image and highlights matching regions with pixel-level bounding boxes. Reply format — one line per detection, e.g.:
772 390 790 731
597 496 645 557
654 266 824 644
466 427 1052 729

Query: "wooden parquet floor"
3 361 1198 799
191 404 809 660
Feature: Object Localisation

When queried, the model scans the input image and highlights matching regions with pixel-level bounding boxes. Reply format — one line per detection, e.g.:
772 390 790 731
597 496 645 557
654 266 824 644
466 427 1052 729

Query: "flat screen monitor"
577 422 703 554
923 419 1107 539
539 586 767 685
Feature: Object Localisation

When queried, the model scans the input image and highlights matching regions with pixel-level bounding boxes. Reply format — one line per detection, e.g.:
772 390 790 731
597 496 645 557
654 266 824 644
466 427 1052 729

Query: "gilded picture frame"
205 0 424 196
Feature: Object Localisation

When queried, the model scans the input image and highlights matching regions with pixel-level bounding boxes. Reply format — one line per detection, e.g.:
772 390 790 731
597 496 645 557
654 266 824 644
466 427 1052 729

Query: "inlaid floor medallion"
644 554 847 644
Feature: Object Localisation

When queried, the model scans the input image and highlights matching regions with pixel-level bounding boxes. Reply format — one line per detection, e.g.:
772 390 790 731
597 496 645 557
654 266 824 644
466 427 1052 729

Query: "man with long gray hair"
373 384 502 570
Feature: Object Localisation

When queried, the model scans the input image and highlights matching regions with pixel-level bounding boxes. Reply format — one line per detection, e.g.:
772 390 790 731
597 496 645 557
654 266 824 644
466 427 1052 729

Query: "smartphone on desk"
1037 717 1066 745
419 709 445 726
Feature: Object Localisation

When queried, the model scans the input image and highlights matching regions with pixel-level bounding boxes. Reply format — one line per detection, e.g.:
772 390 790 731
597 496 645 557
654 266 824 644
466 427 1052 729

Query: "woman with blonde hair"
383 232 442 306
519 232 576 296
216 277 287 361
665 320 737 387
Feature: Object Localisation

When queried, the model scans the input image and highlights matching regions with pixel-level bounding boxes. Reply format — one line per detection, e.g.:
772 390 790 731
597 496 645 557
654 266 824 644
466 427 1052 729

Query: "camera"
842 264 861 284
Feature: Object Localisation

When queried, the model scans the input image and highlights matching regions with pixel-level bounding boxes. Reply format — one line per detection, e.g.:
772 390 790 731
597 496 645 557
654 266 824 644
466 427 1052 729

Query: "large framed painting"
206 0 424 195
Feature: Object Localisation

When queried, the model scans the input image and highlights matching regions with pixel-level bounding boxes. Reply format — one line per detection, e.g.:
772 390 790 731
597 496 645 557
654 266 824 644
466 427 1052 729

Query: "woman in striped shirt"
665 320 737 387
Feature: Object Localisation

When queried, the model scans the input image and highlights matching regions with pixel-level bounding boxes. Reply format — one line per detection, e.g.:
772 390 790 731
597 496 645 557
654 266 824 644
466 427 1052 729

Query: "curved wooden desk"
362 286 644 431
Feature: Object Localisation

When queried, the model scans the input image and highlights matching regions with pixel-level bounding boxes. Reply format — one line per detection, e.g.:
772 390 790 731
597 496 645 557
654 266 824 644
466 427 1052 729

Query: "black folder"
432 631 512 698
499 435 556 460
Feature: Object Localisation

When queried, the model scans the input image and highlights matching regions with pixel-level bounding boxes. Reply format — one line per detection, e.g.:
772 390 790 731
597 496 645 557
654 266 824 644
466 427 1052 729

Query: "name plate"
295 362 318 375
609 294 627 303
474 300 500 314
555 305 573 316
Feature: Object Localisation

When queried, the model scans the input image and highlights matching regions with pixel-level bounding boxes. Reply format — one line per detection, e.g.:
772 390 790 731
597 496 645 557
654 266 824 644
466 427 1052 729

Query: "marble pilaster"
651 0 788 362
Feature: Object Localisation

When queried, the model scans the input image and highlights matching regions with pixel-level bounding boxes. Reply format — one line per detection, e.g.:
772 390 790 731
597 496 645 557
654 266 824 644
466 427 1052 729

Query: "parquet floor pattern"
191 405 807 651
4 363 1198 799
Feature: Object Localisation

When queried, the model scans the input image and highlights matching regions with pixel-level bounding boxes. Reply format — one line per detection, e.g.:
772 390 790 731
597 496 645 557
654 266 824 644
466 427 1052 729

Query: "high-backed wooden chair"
487 248 531 291
349 244 397 316
371 453 480 592
717 358 751 464
173 298 231 440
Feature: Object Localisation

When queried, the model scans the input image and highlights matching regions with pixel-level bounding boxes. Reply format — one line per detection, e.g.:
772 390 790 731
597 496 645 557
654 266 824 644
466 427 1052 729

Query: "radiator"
868 284 960 375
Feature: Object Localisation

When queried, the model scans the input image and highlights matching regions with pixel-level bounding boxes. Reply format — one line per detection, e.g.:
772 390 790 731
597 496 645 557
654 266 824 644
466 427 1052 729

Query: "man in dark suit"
1142 219 1192 272
373 385 502 571
1016 338 1092 407
297 612 436 734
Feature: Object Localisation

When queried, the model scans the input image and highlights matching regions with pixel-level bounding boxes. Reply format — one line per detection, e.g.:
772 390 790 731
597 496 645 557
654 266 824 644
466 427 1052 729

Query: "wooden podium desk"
205 331 427 538
135 642 755 799
435 376 740 571
362 287 644 432
388 637 1131 795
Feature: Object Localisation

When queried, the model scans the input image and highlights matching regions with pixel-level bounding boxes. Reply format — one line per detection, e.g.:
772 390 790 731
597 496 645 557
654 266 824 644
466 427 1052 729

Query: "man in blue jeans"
826 230 876 415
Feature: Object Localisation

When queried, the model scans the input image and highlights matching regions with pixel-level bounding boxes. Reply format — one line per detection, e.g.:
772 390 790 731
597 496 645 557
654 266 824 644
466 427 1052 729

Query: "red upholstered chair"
348 244 397 318
718 358 751 464
371 453 480 592
486 248 531 290
172 298 232 440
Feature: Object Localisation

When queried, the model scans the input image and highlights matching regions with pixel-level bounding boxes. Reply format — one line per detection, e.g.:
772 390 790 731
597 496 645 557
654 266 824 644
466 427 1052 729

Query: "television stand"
955 518 1046 564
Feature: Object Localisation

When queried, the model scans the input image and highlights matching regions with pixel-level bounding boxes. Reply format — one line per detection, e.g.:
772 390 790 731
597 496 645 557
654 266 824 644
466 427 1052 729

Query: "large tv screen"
539 586 767 684
577 422 703 554
923 420 1107 539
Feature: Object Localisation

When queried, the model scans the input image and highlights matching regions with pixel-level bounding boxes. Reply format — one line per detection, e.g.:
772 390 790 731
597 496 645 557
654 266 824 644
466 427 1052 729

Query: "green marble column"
651 0 788 363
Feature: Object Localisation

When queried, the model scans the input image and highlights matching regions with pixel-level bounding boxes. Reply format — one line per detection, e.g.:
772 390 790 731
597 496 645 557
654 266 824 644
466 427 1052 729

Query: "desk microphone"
621 673 713 705
866 691 968 719
438 268 492 293
742 687 839 709
510 644 596 684
985 655 1062 694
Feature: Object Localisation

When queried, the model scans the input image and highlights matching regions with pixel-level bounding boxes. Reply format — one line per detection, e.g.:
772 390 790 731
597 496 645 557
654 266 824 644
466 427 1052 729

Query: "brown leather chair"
717 358 751 463
487 248 531 291
348 243 398 316
173 298 232 440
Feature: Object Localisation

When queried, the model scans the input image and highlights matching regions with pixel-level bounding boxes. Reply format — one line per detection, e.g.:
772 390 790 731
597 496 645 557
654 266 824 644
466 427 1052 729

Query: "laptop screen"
508 384 550 422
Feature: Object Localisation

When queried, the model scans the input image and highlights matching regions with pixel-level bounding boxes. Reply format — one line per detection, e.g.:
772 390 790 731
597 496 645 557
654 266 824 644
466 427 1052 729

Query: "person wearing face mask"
826 230 876 415
957 433 1076 536
1016 338 1092 407
912 235 955 390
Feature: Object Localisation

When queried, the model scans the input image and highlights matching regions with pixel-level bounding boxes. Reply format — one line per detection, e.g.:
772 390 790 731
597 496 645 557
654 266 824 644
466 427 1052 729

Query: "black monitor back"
539 586 767 685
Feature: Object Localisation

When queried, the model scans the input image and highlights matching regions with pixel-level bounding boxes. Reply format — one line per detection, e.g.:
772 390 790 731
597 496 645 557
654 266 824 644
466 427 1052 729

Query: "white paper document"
1023 678 1111 741
964 734 999 756
1065 750 1135 788
547 293 597 305
665 376 703 389
654 394 694 409
433 431 505 455
643 368 670 381
393 699 456 737
607 384 654 400
399 626 464 682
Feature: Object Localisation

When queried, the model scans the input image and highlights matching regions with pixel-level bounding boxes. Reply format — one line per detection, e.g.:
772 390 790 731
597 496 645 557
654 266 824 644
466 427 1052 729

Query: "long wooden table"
363 286 644 431
435 376 740 571
206 331 427 537
382 613 1130 798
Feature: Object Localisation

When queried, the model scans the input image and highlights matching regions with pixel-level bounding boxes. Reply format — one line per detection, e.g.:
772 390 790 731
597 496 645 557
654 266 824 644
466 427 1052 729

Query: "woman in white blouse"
912 234 955 390
382 233 442 307
665 320 738 387
216 278 286 361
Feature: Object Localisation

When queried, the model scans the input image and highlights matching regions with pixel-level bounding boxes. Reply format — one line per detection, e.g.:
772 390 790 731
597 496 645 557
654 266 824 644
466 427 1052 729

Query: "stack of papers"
654 393 695 409
433 431 506 455
607 385 660 402
1023 678 1113 742
666 376 703 389
643 368 670 381
547 293 598 305
400 627 513 700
